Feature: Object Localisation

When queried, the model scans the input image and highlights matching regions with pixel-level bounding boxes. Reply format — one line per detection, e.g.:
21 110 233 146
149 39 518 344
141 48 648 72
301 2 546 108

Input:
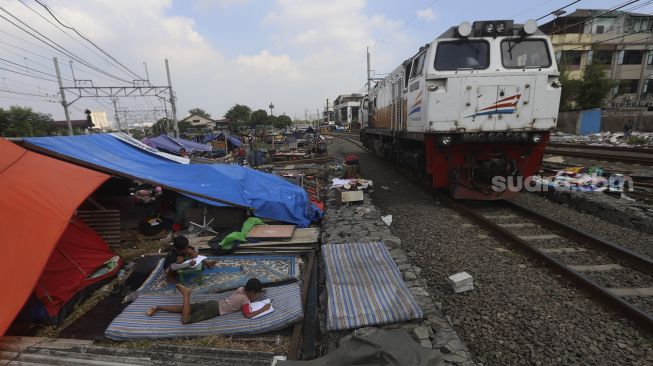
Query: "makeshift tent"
24 134 321 227
30 218 123 322
202 132 242 147
0 139 109 336
143 134 211 154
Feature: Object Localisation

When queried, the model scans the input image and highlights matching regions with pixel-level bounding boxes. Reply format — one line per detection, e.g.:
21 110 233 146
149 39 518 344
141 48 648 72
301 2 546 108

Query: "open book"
249 298 274 319
182 255 206 269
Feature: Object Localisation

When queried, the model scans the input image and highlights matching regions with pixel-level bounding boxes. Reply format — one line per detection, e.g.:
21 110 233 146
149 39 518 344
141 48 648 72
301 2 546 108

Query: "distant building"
214 118 230 130
90 111 112 130
333 94 364 124
179 113 218 138
541 9 653 108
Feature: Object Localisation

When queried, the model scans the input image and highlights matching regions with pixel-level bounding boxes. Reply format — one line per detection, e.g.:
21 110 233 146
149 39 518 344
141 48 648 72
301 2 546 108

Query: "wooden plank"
246 225 296 240
196 228 319 250
288 252 315 361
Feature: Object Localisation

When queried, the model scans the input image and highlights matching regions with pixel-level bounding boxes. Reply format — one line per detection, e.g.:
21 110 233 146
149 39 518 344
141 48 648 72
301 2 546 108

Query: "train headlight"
457 21 472 37
484 22 495 34
531 133 543 144
496 22 506 33
520 132 528 140
523 19 538 35
439 135 453 145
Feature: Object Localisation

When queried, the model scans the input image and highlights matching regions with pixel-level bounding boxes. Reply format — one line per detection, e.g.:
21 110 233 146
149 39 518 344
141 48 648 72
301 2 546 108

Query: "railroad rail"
545 145 653 166
548 142 652 154
437 194 653 334
330 131 653 332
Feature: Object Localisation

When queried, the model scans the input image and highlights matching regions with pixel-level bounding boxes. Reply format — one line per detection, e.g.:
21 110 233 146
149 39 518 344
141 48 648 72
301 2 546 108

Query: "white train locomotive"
360 20 561 199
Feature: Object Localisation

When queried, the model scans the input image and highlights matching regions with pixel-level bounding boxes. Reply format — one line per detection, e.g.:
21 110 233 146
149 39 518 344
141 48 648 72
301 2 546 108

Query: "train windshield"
501 39 551 68
434 41 489 70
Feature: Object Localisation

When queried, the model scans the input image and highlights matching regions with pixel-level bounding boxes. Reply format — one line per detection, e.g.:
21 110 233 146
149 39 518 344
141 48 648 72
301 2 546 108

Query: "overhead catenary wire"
0 65 57 82
25 0 145 81
0 56 70 81
537 0 582 21
0 5 132 83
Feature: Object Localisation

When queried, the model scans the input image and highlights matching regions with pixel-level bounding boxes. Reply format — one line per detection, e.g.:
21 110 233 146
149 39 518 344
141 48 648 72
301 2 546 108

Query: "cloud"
0 0 412 122
236 50 301 79
416 7 436 22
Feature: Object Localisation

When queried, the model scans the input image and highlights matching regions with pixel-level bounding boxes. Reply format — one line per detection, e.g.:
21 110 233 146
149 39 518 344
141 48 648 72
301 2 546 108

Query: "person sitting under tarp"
145 278 270 323
165 236 216 283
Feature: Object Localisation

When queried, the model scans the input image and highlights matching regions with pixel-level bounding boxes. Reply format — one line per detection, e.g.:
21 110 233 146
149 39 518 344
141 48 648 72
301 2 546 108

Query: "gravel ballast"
330 137 653 365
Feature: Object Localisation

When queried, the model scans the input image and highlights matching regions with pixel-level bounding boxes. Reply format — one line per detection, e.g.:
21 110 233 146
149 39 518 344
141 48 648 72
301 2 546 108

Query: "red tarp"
34 218 123 317
0 139 108 336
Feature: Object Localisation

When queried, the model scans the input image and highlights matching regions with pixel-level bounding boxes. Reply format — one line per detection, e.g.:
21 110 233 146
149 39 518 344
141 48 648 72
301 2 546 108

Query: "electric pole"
54 57 73 136
165 59 179 138
111 97 121 131
367 46 371 96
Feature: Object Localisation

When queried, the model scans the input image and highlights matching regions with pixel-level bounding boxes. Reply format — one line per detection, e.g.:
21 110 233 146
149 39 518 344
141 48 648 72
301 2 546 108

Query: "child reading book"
146 278 271 323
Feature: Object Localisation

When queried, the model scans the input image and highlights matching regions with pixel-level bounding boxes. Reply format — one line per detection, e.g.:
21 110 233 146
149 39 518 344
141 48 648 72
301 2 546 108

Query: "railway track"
324 132 366 150
437 194 653 334
331 133 653 332
545 144 653 165
548 142 652 154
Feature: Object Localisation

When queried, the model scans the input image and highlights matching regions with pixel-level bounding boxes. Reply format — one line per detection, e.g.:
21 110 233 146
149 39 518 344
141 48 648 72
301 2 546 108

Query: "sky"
0 0 631 125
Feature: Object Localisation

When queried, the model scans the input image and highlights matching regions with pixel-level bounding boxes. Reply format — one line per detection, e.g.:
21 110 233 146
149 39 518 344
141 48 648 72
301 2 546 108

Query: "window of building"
644 80 653 95
596 25 604 34
621 50 644 65
560 50 582 66
618 79 639 94
592 50 613 65
434 41 489 70
501 39 551 68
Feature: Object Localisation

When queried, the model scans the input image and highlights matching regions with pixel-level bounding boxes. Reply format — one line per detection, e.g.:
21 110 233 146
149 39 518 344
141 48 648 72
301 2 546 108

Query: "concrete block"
448 272 473 288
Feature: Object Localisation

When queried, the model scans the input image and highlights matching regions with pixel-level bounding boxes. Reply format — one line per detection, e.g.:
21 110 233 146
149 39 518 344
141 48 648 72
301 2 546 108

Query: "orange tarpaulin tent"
0 139 108 336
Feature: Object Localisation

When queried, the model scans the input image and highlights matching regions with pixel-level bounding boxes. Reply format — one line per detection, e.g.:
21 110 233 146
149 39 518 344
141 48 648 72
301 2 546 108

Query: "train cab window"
410 52 426 79
434 41 489 70
501 39 551 68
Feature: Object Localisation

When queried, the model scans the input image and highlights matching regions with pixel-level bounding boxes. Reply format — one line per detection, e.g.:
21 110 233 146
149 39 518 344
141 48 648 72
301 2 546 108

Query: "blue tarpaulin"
202 132 242 147
144 134 211 153
24 134 321 227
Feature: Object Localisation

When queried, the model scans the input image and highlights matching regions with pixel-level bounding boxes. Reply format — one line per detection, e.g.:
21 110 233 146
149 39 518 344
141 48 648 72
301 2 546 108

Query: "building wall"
557 110 653 133
90 111 112 130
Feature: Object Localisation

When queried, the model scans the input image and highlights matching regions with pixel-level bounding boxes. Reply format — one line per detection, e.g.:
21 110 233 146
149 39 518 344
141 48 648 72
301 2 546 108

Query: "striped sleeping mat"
323 242 423 331
105 282 303 340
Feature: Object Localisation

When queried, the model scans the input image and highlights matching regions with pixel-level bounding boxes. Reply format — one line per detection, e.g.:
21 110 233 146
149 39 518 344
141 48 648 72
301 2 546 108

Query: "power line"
0 5 132 83
564 27 653 51
0 65 57 82
0 56 69 80
537 0 582 21
24 0 145 81
548 0 642 35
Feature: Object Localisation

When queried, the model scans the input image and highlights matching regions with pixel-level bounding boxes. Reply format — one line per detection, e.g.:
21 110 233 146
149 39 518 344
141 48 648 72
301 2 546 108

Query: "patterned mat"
323 242 423 330
135 255 299 297
106 282 303 340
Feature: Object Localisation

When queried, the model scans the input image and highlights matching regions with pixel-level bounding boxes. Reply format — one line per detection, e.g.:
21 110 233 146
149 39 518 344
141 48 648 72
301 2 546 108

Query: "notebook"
249 298 274 319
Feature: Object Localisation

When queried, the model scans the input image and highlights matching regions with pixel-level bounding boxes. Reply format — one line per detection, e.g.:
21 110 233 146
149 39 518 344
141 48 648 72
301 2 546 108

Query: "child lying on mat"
146 278 271 323
165 236 217 283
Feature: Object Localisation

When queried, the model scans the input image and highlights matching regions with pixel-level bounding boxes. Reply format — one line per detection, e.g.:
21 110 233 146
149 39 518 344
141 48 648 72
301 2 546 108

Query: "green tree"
0 106 56 137
274 114 293 128
250 109 268 128
224 104 252 132
559 67 581 112
131 129 145 140
178 120 193 132
577 63 611 110
187 108 211 119
151 118 169 136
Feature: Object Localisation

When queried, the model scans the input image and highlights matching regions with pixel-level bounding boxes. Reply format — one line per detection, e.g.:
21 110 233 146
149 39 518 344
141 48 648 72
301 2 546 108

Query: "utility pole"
366 46 371 96
54 57 73 136
165 59 179 137
111 97 121 131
